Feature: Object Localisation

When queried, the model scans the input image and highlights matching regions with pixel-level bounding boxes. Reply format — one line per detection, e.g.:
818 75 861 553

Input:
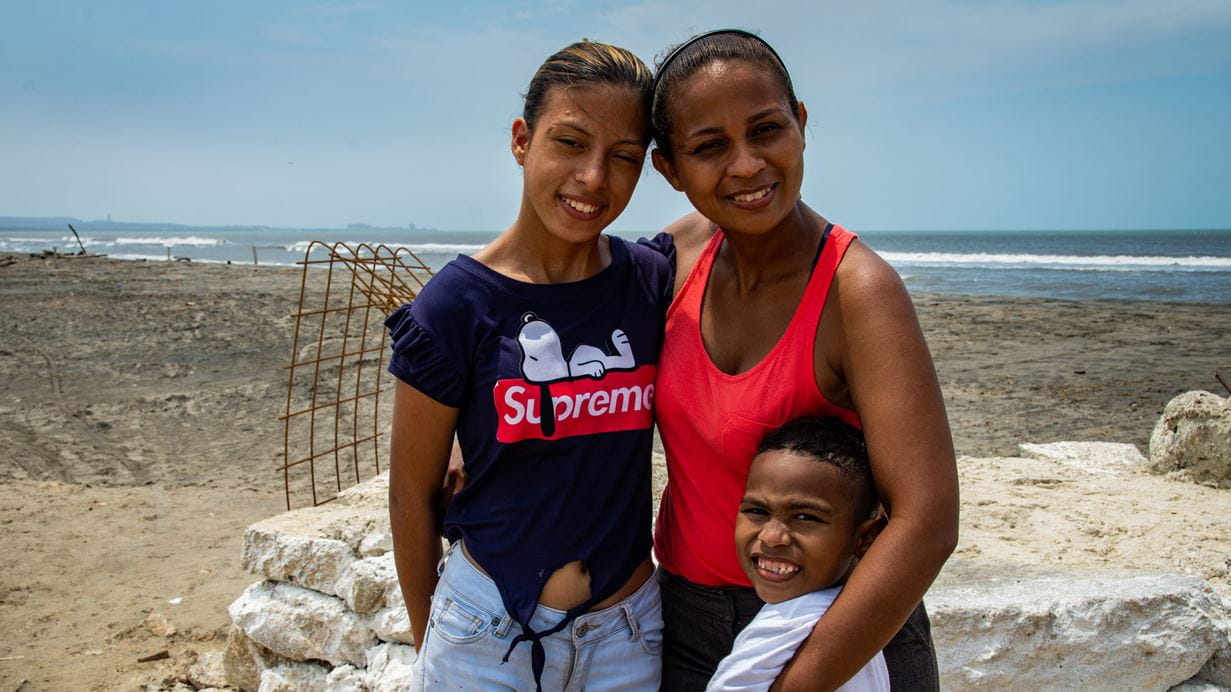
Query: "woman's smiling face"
513 83 648 246
653 59 806 235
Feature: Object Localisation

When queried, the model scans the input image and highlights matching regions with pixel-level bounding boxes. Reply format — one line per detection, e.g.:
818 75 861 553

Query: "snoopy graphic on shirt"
493 312 655 443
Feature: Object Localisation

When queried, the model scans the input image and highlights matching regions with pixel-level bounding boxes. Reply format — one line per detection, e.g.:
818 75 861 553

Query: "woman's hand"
778 241 959 690
388 379 460 651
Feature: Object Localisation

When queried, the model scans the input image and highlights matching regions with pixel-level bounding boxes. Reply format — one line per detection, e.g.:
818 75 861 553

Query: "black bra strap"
809 222 834 275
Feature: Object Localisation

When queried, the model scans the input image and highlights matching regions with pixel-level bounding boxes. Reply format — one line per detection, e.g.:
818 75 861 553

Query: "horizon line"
1 214 1228 235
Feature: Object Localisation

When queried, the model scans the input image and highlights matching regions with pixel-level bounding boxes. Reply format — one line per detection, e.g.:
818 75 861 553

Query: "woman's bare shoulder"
836 239 912 310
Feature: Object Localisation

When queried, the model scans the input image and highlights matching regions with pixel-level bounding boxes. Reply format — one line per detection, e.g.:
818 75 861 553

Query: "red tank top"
653 225 861 586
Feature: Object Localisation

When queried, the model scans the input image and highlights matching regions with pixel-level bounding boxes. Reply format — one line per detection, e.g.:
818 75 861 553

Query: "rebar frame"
281 241 434 509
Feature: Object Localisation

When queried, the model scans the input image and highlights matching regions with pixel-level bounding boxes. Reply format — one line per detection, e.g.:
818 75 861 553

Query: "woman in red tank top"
647 31 959 691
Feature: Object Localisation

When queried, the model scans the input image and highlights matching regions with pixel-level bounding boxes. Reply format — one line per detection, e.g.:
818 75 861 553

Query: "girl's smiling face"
653 59 807 236
513 83 648 246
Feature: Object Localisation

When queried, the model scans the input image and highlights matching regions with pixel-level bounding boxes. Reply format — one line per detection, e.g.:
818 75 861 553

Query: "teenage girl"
386 41 670 691
646 30 959 691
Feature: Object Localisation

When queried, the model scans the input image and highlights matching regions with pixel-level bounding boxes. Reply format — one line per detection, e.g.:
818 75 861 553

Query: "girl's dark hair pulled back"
523 40 653 140
651 30 799 160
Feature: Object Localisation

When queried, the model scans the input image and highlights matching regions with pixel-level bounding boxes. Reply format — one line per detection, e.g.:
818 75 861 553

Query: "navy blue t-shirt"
385 236 671 672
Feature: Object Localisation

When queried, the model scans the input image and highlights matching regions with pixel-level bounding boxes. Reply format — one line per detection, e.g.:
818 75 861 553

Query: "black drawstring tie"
501 602 591 692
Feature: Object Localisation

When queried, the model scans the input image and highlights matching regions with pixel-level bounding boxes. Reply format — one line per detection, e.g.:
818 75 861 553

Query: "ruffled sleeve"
384 304 467 408
636 231 676 305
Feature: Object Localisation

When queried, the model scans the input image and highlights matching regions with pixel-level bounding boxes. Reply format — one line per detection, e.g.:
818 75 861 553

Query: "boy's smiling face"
736 450 882 603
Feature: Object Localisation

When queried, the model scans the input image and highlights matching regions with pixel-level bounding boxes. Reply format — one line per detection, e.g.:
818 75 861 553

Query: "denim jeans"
413 544 663 691
659 569 939 691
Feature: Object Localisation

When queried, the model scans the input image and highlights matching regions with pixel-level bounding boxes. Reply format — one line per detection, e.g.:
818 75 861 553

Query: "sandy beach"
1 254 1228 690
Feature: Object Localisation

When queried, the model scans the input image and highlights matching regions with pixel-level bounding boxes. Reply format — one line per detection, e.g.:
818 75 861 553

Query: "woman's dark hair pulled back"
651 30 799 160
523 40 653 140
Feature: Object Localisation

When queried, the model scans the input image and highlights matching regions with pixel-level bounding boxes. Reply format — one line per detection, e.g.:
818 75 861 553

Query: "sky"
2 1 1229 232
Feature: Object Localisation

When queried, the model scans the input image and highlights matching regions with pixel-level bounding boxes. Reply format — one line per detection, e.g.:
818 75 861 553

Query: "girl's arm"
775 244 959 690
388 379 460 650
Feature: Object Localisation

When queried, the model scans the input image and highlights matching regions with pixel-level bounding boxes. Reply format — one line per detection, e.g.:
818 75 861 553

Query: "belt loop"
622 602 640 641
436 540 457 577
496 613 514 638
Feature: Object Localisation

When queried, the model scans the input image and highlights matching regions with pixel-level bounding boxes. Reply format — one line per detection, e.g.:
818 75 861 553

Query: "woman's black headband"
651 29 787 96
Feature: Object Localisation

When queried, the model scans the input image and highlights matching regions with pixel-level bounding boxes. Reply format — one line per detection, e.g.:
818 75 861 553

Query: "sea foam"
283 240 484 255
880 251 1231 270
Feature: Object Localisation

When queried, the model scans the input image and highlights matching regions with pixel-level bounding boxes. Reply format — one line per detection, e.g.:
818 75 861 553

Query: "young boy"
707 416 890 691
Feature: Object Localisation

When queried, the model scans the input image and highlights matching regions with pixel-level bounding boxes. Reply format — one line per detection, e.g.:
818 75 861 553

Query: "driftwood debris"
38 250 106 259
136 649 170 663
66 224 88 254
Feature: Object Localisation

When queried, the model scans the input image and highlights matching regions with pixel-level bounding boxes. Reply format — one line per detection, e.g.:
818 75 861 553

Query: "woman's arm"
388 379 460 650
775 243 959 690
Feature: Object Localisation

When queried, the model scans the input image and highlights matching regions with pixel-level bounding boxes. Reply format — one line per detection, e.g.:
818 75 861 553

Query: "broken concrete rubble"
225 462 1230 691
1150 390 1231 489
931 566 1230 690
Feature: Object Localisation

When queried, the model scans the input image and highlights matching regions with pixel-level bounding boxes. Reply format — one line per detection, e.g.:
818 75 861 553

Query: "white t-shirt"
707 586 891 692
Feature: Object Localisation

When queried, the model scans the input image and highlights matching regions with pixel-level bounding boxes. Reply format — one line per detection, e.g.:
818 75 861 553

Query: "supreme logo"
494 366 656 443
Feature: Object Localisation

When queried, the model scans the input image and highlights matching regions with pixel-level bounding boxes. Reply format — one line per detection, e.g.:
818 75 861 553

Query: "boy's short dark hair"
756 416 877 518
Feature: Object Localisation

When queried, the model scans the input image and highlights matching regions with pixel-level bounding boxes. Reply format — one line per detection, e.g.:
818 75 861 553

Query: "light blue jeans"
413 543 663 691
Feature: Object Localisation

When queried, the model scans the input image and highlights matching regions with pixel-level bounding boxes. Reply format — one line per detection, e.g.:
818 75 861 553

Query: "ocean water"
2 227 1227 303
857 229 1230 303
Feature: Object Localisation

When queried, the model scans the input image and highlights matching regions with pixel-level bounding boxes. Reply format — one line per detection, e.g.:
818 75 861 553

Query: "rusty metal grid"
281 241 434 509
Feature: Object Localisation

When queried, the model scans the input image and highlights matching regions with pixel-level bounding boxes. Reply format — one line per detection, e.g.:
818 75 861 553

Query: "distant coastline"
0 215 440 235
3 215 1228 236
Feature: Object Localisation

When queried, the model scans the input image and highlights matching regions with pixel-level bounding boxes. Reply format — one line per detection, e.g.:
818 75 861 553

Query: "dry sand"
1 254 1228 690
